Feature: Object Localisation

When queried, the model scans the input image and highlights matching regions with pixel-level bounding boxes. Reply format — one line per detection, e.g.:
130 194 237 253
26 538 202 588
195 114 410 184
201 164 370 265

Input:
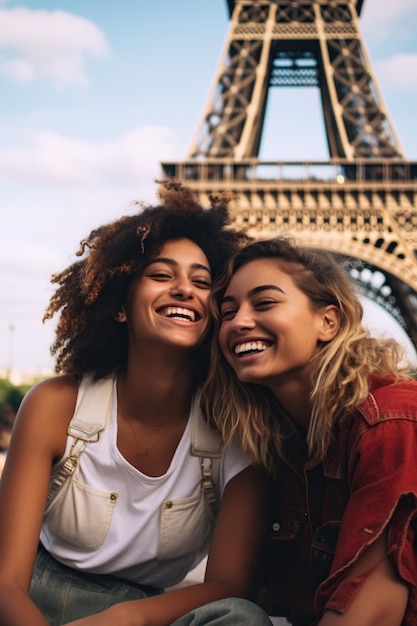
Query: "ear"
115 308 127 323
317 305 340 342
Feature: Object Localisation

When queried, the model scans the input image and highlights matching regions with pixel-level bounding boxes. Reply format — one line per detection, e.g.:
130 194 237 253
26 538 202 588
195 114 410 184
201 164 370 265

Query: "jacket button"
165 501 173 509
272 522 280 532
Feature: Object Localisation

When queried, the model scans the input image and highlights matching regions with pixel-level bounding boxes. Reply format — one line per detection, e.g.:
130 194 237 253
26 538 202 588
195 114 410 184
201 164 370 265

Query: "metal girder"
188 1 404 160
226 0 365 19
348 262 417 345
163 1 417 348
161 158 417 348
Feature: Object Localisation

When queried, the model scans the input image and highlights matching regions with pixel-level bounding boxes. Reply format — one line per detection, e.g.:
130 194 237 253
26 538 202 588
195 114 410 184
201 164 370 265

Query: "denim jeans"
30 544 272 625
171 598 273 625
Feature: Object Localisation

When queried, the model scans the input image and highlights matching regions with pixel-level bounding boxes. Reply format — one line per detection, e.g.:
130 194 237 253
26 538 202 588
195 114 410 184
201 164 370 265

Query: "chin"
234 369 262 385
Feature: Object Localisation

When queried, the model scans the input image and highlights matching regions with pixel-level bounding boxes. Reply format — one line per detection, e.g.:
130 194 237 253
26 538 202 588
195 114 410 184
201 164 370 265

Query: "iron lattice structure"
161 0 417 347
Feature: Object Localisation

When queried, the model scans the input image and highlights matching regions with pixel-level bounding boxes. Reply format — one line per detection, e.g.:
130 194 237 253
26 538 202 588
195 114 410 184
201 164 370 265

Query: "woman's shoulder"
8 376 81 464
23 374 80 410
363 375 417 419
17 375 81 440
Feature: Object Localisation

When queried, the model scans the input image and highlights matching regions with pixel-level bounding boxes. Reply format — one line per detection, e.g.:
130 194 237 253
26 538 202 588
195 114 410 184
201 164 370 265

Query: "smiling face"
122 238 212 353
218 258 337 397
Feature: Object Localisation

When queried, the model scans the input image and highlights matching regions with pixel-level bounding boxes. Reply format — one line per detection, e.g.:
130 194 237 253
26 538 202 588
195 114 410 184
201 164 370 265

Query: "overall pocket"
157 487 214 561
44 477 118 551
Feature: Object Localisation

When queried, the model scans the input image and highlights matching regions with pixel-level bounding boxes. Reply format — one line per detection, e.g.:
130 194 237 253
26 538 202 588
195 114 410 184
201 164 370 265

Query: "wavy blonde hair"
202 236 409 470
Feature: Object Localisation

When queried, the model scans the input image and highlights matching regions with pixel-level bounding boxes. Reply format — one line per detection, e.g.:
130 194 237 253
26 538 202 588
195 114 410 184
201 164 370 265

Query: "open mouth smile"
157 306 200 322
234 341 271 356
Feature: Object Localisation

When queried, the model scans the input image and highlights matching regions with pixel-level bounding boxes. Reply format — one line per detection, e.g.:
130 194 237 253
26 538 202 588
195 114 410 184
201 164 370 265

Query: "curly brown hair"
43 182 249 380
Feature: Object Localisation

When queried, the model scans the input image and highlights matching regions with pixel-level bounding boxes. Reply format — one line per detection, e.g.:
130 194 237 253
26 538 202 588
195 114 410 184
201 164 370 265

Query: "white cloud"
0 125 178 186
363 0 417 22
0 243 64 375
0 244 63 317
362 0 417 41
0 7 109 87
374 53 417 93
0 121 182 377
0 243 64 277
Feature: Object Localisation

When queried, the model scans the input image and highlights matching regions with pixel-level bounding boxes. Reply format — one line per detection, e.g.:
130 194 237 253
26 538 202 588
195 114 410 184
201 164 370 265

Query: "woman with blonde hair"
204 236 417 626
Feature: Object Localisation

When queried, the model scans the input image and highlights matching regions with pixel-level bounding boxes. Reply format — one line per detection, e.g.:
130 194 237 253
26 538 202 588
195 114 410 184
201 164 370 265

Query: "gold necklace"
119 401 185 457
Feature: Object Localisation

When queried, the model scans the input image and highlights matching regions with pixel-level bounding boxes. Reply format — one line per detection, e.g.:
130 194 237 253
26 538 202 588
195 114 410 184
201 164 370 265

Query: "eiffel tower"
161 0 417 348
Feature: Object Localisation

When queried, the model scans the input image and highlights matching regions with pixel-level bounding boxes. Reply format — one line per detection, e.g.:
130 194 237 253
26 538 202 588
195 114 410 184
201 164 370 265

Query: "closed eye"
255 299 279 308
220 308 237 320
148 272 172 281
192 277 212 289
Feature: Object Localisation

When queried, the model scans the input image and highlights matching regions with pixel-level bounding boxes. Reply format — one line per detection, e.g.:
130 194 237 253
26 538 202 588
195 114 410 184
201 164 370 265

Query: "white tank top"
40 378 250 587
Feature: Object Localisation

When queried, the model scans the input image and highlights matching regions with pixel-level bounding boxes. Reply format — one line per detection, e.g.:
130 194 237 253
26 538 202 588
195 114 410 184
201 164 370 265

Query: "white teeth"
162 307 196 322
234 341 268 355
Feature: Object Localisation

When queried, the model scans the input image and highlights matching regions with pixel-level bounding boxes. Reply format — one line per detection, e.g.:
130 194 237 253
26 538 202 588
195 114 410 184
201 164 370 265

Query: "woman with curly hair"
0 184 272 626
204 236 417 626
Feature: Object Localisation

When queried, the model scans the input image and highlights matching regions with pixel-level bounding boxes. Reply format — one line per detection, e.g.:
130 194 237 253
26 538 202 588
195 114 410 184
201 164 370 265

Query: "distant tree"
0 378 32 418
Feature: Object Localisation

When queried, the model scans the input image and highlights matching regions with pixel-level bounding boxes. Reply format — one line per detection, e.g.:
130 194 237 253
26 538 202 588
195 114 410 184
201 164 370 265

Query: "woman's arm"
67 464 269 626
0 376 78 626
319 531 408 626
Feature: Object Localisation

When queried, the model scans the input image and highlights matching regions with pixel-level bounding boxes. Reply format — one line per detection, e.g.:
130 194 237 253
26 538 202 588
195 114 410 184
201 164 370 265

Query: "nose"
170 276 194 299
229 305 255 332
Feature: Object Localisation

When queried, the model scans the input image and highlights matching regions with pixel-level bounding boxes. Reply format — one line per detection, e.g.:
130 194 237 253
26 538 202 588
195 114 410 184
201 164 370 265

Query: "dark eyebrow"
221 284 285 305
248 284 285 296
146 257 212 275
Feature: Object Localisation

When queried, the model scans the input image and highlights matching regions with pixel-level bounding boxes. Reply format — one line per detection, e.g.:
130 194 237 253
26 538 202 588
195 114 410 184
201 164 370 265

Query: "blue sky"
1 0 417 379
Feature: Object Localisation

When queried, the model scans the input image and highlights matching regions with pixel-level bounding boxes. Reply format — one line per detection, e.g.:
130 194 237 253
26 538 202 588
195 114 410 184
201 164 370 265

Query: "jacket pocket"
44 477 118 551
157 488 214 561
269 507 305 542
311 521 340 586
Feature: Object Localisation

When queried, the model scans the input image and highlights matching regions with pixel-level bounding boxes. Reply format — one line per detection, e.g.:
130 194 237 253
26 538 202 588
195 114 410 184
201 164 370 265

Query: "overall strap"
190 391 223 514
46 377 114 505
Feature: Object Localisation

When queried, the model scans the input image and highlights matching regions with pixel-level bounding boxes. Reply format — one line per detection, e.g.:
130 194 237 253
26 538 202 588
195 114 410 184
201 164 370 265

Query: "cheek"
202 293 212 312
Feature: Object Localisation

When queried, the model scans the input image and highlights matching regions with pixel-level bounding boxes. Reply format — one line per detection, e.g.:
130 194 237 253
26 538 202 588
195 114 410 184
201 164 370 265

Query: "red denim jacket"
258 376 417 626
